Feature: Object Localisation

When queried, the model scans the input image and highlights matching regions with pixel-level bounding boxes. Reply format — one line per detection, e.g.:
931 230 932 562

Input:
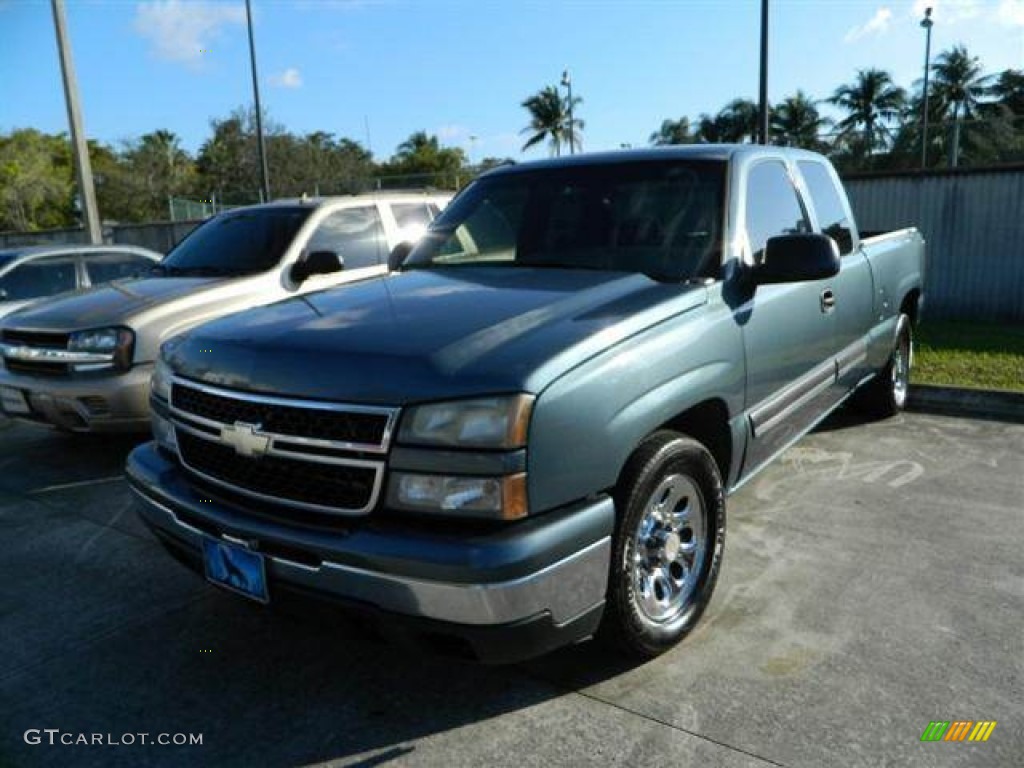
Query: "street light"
920 7 934 169
561 69 575 155
245 0 270 202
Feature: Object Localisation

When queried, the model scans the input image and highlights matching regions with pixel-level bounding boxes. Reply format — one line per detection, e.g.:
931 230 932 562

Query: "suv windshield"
158 207 312 276
405 160 726 281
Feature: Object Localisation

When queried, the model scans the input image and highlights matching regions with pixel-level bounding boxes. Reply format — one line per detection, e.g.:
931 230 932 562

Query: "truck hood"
168 267 708 404
0 277 226 331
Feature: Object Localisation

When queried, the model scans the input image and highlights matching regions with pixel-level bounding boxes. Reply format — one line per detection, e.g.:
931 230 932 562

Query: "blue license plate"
202 537 269 603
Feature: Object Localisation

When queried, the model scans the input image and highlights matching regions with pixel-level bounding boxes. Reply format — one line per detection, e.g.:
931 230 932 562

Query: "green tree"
828 68 905 156
649 117 693 145
694 99 759 143
0 129 74 231
930 45 992 165
520 85 583 156
380 131 466 188
771 91 830 150
990 69 1024 116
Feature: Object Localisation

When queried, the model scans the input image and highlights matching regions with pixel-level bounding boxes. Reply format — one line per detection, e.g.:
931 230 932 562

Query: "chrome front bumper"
126 442 614 630
0 363 153 432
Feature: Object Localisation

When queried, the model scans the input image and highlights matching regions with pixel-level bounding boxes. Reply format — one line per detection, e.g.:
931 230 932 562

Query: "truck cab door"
734 160 840 477
796 160 875 392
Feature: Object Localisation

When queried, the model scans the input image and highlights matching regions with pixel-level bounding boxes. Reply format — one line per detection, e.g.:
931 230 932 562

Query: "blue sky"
1 0 1022 162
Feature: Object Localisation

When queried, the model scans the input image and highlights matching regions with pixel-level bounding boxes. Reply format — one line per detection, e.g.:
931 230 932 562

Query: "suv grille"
168 379 397 515
1 330 72 377
0 329 70 348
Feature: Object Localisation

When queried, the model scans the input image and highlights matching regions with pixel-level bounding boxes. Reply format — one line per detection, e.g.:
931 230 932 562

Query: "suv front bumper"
0 363 153 432
126 442 614 663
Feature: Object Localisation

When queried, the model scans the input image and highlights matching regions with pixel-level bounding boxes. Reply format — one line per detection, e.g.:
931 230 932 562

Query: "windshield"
158 207 312 277
405 160 726 282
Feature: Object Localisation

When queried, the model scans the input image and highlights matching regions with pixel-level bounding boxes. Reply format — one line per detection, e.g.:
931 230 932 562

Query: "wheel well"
659 399 732 482
900 289 921 326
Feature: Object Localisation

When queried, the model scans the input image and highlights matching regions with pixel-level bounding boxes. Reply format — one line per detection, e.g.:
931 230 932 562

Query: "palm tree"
719 99 759 143
989 69 1024 116
521 86 582 156
649 117 693 145
693 100 758 143
771 91 830 149
828 68 905 156
931 45 992 165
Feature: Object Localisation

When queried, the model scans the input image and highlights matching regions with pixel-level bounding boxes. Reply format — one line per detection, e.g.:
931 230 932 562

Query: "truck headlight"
398 395 533 449
387 472 527 520
151 356 172 402
68 327 134 371
151 407 178 453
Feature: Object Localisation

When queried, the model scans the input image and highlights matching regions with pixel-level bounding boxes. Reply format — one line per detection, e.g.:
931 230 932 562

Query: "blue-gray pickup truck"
127 146 924 663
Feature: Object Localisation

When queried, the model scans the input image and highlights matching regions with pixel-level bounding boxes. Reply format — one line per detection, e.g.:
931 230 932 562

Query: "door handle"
820 289 836 313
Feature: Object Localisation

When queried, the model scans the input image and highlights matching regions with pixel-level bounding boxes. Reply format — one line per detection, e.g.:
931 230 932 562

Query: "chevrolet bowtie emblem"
219 421 271 457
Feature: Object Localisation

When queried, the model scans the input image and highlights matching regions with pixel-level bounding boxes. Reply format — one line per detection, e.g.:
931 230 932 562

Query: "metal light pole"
758 0 769 144
51 0 101 243
920 7 934 169
561 70 575 155
245 0 270 202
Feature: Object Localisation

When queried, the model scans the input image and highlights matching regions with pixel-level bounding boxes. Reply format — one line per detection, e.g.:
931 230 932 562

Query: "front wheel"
600 431 726 659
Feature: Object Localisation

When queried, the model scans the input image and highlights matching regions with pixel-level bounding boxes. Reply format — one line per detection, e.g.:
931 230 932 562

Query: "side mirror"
291 250 343 283
754 234 840 285
388 241 414 272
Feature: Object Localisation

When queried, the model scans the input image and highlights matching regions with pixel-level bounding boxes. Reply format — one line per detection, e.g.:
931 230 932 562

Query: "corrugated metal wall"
844 169 1024 322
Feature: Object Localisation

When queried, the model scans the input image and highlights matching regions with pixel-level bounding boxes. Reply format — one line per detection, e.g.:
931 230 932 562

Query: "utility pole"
758 0 770 144
920 7 934 169
245 0 270 202
52 0 101 243
562 70 575 155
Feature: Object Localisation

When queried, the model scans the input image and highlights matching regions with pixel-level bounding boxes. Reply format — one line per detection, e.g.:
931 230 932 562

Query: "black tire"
599 430 726 659
854 313 912 419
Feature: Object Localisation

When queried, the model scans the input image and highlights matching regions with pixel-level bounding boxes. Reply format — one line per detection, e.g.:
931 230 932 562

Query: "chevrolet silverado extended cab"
0 192 449 431
127 147 924 663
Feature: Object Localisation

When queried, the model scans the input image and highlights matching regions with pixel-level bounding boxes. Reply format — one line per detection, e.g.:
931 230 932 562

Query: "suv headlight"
151 356 172 402
398 395 533 449
68 327 134 371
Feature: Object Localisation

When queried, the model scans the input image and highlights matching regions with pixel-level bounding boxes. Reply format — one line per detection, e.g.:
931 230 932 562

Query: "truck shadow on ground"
5 585 638 768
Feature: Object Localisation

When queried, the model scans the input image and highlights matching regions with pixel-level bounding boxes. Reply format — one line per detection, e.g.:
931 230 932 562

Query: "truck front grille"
172 382 390 447
177 431 378 513
168 378 398 516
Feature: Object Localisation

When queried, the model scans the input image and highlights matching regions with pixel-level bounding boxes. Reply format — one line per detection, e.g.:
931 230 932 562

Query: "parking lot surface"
0 409 1021 767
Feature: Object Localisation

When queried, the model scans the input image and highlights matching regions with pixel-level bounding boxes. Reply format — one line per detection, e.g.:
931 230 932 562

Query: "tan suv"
0 192 450 432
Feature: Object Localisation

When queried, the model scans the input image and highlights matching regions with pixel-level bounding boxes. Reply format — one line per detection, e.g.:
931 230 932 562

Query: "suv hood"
168 267 707 404
1 277 226 331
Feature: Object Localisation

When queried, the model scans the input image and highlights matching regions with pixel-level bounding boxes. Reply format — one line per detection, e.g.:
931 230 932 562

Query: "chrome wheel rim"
892 331 911 407
631 474 707 624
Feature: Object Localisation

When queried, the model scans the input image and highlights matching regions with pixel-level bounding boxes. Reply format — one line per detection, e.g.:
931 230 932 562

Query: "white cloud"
134 1 245 65
436 124 471 143
996 0 1024 26
269 68 303 88
911 0 983 25
845 7 894 43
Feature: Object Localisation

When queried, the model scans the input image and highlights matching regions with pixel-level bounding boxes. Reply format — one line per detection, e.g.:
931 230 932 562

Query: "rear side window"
799 161 854 255
745 161 810 263
392 203 433 231
0 256 78 301
85 252 154 284
308 206 386 269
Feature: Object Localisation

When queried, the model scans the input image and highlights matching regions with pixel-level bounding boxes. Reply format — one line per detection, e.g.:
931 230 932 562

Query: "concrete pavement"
1 410 1021 767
